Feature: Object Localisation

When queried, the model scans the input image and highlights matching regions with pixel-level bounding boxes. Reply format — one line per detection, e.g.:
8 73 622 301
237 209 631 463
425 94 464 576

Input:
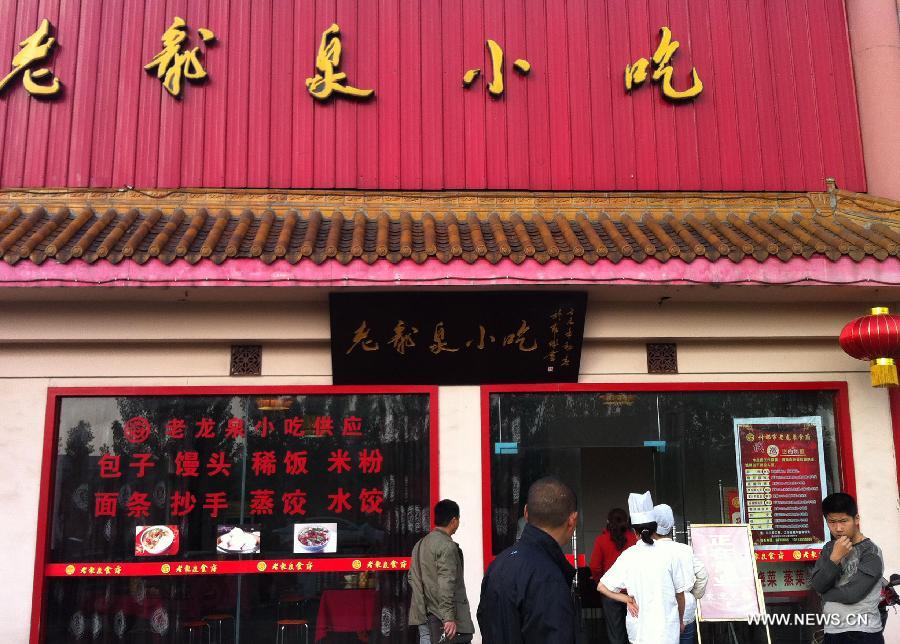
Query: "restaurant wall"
0 0 866 192
0 296 898 642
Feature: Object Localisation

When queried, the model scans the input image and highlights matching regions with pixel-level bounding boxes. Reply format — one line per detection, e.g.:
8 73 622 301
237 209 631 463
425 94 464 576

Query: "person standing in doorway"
589 508 638 644
598 491 692 644
409 499 474 643
652 504 708 644
810 492 885 643
477 476 581 643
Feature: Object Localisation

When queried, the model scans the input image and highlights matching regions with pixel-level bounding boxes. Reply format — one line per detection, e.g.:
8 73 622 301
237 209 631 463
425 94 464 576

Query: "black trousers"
601 595 629 644
823 632 885 644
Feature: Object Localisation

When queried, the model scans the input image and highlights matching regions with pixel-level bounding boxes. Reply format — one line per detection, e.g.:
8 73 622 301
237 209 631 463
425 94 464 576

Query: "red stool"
275 619 309 644
182 620 210 644
277 593 306 619
202 614 233 644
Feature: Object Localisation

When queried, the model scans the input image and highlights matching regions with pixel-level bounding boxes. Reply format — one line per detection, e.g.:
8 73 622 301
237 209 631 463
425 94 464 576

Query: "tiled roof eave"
0 189 897 271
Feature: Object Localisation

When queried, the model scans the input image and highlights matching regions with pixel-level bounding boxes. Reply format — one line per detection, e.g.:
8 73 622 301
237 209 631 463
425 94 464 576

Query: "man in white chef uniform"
652 504 708 643
598 491 694 644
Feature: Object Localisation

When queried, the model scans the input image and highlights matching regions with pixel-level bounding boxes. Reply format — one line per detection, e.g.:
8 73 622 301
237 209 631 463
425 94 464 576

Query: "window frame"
31 385 440 644
479 381 855 569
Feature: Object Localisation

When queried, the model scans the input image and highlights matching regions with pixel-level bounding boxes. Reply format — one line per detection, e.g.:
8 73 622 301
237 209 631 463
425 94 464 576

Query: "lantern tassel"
870 358 898 388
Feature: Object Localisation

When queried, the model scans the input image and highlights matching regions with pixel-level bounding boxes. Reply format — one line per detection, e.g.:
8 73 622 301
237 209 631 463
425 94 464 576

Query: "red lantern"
839 307 900 387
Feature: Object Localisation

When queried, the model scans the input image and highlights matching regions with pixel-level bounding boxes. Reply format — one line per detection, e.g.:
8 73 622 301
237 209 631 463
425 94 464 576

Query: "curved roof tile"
0 190 897 268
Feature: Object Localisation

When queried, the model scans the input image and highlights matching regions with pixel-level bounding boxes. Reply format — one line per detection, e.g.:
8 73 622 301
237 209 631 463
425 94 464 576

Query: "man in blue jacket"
477 476 581 643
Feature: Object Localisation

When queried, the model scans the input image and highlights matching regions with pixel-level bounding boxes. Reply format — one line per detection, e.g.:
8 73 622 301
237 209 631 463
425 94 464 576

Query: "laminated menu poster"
692 525 768 628
733 417 828 550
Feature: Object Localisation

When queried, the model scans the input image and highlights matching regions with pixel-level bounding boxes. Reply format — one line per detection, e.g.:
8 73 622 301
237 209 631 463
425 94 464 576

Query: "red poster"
734 417 827 549
691 525 765 621
722 487 741 524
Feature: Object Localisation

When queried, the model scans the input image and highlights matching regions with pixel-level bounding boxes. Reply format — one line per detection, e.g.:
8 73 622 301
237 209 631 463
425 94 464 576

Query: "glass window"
39 390 433 643
488 386 846 644
489 389 842 555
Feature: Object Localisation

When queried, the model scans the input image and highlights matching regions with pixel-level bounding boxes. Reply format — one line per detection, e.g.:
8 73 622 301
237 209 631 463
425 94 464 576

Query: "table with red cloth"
314 588 378 642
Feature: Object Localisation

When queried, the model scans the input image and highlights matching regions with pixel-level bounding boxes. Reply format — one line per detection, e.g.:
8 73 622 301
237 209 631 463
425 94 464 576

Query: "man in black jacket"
477 476 580 643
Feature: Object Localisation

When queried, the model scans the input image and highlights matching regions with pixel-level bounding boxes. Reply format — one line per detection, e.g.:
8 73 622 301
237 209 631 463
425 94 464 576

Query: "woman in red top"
590 508 638 644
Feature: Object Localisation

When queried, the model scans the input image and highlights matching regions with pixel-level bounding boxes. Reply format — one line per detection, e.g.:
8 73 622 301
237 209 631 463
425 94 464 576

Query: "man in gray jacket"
409 499 474 643
810 492 884 643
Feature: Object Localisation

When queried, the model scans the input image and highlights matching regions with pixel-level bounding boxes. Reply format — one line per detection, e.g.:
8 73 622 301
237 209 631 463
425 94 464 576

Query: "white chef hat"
628 491 656 525
653 504 675 535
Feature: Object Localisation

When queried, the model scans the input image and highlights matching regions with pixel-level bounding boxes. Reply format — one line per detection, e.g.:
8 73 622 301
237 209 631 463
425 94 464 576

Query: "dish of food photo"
216 527 260 554
296 525 331 553
139 526 175 555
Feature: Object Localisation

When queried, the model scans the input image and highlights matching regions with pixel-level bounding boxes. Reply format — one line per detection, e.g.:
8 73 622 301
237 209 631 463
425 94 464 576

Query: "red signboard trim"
430 388 440 530
46 557 412 577
765 590 816 599
479 382 856 570
30 385 439 644
29 389 60 644
480 386 491 574
753 549 821 563
832 381 857 499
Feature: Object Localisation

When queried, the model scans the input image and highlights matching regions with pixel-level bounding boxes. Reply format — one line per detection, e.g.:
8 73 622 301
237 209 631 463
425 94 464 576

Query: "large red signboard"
0 0 864 192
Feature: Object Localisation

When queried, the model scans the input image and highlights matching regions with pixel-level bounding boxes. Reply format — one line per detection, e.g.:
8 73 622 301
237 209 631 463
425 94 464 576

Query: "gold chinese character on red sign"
306 24 374 101
145 17 216 97
464 39 530 97
0 19 61 97
625 26 702 101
